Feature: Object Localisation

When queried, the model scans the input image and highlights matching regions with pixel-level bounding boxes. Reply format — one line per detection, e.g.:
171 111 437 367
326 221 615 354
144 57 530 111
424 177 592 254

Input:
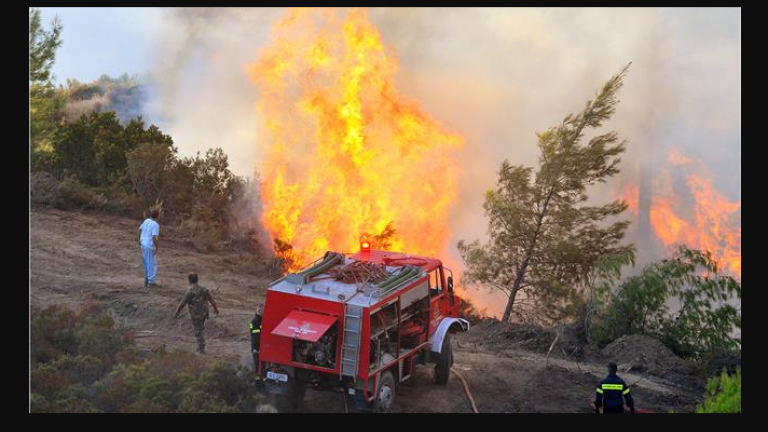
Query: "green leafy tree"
29 8 62 85
51 111 123 185
590 246 742 359
126 142 179 209
30 8 64 164
458 64 633 323
697 368 741 413
184 148 243 224
582 247 636 341
51 112 174 187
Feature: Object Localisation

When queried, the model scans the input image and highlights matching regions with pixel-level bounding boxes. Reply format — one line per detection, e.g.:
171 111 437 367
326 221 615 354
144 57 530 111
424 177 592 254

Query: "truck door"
444 268 460 317
428 268 448 330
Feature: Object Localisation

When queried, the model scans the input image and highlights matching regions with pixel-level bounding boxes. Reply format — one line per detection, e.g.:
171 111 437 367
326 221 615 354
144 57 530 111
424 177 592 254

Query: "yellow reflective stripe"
249 323 254 329
602 384 624 390
623 388 631 395
251 328 261 334
596 388 604 394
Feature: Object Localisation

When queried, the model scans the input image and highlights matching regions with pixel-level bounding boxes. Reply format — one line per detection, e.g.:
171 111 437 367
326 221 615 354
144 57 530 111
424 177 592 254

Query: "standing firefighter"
595 363 635 413
138 210 161 287
174 273 219 354
250 302 264 384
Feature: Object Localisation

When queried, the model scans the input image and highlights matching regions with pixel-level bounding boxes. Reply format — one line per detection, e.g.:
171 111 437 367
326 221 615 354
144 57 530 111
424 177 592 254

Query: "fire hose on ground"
451 367 479 413
339 367 479 413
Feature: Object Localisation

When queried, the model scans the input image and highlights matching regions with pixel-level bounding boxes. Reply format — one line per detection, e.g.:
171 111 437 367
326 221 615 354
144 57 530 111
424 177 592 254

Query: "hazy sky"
38 7 164 84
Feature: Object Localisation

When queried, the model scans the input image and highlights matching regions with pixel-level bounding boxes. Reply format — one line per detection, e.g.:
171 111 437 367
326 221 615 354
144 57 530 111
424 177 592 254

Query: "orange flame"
249 8 463 271
623 151 741 278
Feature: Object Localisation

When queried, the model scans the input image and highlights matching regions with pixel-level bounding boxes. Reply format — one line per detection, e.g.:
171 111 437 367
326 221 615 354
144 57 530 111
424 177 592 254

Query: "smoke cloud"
144 7 741 316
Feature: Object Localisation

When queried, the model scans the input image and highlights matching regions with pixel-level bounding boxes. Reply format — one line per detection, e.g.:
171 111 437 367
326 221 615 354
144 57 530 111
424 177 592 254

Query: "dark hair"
608 362 618 374
188 273 199 284
150 209 160 219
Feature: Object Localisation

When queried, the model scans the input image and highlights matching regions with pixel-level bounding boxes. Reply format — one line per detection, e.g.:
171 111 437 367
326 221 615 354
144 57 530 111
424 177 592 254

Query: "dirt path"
30 207 272 364
29 207 702 413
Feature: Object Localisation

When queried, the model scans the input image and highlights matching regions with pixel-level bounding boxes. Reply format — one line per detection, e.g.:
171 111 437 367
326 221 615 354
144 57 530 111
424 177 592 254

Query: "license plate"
267 371 288 382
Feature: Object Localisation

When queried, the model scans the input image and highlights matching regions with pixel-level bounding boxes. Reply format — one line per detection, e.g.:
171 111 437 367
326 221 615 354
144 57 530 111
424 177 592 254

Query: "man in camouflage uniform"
174 273 219 354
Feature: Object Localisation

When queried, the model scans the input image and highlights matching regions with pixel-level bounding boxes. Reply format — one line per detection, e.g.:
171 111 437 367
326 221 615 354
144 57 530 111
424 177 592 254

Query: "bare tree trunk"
501 186 555 323
502 285 520 323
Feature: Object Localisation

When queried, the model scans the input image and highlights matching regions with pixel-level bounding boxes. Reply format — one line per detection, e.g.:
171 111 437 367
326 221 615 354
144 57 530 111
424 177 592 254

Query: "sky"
38 7 164 85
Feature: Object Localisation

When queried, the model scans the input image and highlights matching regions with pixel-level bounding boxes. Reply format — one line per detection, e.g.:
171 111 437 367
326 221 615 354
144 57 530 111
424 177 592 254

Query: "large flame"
624 150 741 278
249 8 463 270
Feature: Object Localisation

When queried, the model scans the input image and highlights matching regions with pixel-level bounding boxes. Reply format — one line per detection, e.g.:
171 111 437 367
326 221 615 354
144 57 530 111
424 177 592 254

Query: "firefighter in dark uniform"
595 362 635 413
250 302 264 385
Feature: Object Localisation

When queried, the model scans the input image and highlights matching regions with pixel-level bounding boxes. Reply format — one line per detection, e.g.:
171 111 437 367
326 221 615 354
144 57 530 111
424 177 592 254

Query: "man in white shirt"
138 209 161 287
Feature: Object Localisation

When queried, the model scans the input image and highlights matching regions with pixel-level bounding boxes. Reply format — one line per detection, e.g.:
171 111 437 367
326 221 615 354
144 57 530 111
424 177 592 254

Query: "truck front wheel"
373 371 395 413
434 333 452 385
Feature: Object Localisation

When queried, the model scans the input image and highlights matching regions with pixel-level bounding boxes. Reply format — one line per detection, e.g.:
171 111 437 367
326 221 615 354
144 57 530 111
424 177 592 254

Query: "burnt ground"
29 207 705 413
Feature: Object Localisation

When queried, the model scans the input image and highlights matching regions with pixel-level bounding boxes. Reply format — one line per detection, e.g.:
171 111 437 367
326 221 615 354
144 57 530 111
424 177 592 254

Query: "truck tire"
434 332 452 385
373 371 395 413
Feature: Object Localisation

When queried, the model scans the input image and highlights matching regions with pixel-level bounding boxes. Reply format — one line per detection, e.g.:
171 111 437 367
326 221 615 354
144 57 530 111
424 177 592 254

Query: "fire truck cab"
258 247 469 412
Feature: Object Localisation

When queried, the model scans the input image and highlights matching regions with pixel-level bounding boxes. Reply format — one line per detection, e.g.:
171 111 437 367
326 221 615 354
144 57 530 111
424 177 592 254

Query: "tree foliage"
51 112 173 187
29 8 62 86
582 247 636 341
31 106 250 250
589 246 741 360
697 368 741 413
29 8 64 163
29 305 262 413
458 64 633 323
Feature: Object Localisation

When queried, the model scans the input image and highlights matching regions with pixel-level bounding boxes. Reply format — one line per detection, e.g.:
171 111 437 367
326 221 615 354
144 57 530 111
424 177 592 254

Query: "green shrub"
30 305 79 364
589 246 741 360
90 353 253 413
55 177 106 209
197 362 250 406
697 368 741 413
30 289 258 413
30 363 71 397
30 171 61 206
48 355 106 386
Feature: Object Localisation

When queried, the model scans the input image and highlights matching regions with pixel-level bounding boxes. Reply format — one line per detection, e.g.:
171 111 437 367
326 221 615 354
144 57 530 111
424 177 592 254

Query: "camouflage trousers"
191 317 206 353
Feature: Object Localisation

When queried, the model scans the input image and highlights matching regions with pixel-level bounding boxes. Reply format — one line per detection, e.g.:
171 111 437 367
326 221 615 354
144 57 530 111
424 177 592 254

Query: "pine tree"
458 64 633 323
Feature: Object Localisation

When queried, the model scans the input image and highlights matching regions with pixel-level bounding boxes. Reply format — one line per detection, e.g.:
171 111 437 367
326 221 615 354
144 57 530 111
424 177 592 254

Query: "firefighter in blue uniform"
595 363 635 413
250 302 264 386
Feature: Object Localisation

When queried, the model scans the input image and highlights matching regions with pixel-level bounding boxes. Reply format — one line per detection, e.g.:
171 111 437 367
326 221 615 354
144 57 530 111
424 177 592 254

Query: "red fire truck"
257 244 470 412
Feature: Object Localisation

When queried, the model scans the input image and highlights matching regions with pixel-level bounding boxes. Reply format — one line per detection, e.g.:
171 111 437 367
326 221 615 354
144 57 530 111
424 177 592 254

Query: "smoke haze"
143 7 741 316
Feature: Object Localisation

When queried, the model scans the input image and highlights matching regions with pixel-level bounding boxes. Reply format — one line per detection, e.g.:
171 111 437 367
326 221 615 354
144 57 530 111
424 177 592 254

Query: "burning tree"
458 64 633 324
249 9 462 271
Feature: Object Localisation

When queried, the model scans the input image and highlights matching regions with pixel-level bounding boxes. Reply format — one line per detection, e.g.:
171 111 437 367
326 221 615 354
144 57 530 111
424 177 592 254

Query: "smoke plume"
145 7 741 317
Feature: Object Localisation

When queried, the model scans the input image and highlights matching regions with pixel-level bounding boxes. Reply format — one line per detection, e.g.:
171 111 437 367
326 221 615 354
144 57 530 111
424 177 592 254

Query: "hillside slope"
30 207 703 413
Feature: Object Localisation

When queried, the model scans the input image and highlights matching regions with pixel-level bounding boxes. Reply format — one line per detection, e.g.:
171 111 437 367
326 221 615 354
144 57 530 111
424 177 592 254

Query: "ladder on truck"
340 304 363 378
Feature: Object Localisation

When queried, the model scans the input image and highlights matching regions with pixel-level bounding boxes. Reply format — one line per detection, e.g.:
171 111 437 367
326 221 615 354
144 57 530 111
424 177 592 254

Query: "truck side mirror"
447 276 454 292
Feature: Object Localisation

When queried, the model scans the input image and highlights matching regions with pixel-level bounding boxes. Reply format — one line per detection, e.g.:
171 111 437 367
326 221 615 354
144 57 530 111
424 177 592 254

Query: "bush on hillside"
30 305 260 413
697 368 741 413
589 246 741 360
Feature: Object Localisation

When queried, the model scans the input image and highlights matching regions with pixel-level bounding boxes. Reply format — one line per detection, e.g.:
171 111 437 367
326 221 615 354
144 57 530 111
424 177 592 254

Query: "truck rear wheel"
434 333 452 385
373 371 395 413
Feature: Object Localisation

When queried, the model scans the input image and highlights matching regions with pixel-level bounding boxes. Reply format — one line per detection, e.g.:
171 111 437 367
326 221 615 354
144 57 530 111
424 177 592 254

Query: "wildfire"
624 150 741 278
249 8 463 271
